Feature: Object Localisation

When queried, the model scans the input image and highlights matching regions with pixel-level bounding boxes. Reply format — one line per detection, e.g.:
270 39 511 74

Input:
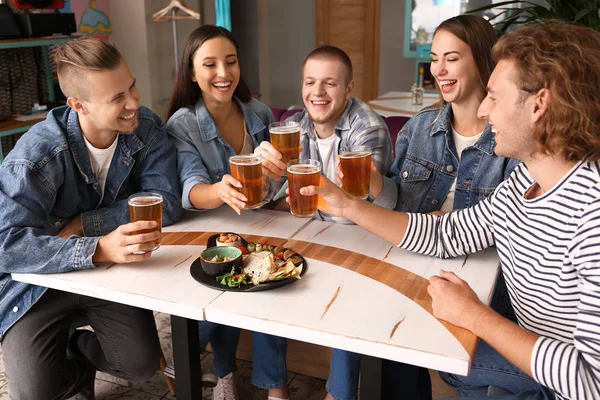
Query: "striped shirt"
400 160 600 400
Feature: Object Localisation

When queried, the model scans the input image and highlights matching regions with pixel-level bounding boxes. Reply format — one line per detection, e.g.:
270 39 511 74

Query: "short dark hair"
55 37 122 99
302 45 353 84
166 25 251 120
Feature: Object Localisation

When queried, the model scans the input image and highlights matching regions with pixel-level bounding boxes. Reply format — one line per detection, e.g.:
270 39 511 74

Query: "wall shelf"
0 35 77 163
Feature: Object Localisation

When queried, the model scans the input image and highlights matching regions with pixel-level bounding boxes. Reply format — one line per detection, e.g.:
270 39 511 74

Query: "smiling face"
430 30 485 105
477 59 538 161
75 58 140 142
302 57 353 128
192 36 240 106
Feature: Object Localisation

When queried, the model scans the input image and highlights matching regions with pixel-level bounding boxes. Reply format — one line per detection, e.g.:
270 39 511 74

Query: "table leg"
171 315 202 400
360 354 383 399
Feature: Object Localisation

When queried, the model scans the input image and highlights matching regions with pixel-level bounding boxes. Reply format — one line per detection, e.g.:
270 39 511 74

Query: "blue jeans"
327 349 431 400
252 333 288 389
327 349 360 400
440 341 555 399
198 321 240 378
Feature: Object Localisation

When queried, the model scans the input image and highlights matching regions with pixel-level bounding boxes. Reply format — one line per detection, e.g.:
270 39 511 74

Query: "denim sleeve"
167 116 212 210
372 175 398 210
0 163 99 274
81 125 183 235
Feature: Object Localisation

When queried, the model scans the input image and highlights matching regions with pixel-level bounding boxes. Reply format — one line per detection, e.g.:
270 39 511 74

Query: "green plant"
469 0 600 33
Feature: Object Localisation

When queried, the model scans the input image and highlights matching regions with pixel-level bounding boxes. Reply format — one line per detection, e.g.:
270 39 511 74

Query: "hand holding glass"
229 154 265 209
339 146 372 199
287 159 321 218
128 192 163 253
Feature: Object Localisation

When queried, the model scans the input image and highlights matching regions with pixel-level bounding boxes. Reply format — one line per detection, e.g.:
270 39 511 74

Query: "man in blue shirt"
0 37 181 399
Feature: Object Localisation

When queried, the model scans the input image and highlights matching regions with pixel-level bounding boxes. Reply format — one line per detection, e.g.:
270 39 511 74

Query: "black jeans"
1 289 161 400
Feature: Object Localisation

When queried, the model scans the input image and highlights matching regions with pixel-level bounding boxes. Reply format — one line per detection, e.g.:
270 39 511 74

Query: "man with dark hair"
254 45 396 400
296 21 600 400
0 37 182 399
258 45 395 221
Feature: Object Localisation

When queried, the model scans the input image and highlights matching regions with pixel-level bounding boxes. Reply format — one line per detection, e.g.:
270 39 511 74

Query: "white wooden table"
12 208 500 399
368 91 439 117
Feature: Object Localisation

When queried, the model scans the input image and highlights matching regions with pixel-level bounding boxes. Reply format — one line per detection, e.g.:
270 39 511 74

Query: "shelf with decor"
0 35 77 163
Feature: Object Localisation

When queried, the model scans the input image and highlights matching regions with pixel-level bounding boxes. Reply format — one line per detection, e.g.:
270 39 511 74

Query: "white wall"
110 0 210 120
252 0 415 108
379 0 416 95
110 0 418 113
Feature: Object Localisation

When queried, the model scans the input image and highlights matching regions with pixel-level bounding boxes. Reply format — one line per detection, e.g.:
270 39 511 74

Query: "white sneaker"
162 365 218 387
213 372 238 400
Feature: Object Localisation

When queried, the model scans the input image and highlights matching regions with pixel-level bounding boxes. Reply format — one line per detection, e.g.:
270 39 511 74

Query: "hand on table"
215 174 247 215
93 221 160 263
57 215 83 238
427 270 487 332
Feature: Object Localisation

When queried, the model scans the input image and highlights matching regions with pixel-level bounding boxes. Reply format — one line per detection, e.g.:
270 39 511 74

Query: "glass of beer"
128 192 163 253
287 159 321 218
269 121 301 168
339 146 372 199
229 154 265 210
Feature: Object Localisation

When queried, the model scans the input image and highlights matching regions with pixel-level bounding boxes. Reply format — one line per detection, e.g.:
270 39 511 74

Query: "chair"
382 116 410 157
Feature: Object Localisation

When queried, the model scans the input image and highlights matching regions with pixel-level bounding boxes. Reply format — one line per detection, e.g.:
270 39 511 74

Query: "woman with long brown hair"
166 25 288 400
326 15 520 400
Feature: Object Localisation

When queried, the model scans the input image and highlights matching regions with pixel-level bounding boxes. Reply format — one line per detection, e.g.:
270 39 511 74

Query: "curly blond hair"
492 21 600 162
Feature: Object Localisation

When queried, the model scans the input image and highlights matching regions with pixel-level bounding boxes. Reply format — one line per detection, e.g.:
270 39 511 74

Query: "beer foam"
128 196 162 206
340 151 371 158
230 155 261 166
270 126 299 134
288 164 320 174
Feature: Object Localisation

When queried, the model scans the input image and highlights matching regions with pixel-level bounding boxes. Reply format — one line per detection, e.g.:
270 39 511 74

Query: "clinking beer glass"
339 146 372 199
269 121 301 168
287 159 321 218
229 153 265 209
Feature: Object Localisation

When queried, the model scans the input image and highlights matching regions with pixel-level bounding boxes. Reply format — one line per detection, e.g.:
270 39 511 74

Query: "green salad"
216 267 251 287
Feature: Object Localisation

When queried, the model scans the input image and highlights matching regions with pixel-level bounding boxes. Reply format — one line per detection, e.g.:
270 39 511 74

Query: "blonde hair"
493 21 600 161
55 37 122 99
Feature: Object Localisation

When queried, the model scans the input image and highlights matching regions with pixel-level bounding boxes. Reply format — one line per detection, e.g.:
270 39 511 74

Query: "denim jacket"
166 97 274 210
0 105 182 340
282 97 396 223
389 102 520 213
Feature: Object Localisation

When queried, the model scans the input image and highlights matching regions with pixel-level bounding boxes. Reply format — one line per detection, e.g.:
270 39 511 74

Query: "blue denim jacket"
0 105 182 340
166 97 274 210
389 102 521 213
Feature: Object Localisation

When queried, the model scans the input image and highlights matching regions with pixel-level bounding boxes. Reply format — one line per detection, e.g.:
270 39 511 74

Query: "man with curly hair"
295 21 600 400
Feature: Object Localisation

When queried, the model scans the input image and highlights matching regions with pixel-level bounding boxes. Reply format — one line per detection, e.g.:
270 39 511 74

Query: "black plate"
191 234 307 292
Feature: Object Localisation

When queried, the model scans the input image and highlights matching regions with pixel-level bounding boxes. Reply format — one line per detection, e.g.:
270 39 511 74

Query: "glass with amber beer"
128 192 163 253
229 154 265 209
269 121 301 167
339 146 372 199
287 159 321 218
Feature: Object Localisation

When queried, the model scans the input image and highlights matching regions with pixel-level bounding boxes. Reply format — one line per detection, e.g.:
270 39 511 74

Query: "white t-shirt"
83 135 119 198
440 127 483 212
316 133 341 183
